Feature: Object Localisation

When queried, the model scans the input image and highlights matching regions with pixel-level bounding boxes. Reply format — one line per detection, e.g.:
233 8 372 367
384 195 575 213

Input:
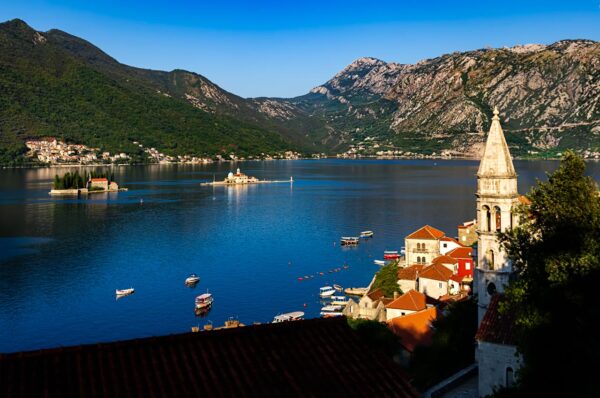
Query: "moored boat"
384 250 400 259
319 286 336 297
344 287 368 296
360 230 374 238
373 259 388 266
195 292 214 309
116 288 134 297
333 284 343 291
320 312 344 318
340 237 359 246
320 305 344 318
331 296 349 305
185 274 200 285
272 311 305 323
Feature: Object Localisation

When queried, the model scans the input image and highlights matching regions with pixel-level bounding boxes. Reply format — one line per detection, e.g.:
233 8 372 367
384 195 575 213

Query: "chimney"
393 291 399 299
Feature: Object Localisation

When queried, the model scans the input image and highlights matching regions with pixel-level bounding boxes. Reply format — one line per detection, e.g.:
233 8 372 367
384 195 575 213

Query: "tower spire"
477 107 516 179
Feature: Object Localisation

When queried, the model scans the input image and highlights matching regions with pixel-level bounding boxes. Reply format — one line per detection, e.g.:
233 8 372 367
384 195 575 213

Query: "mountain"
0 18 598 164
0 19 318 164
283 42 600 157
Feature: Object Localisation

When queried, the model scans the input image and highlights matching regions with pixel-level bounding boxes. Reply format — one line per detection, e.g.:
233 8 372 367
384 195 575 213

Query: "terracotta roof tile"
387 307 438 352
447 247 474 259
397 264 426 281
475 294 517 345
406 225 445 240
518 195 532 205
0 318 419 397
386 290 427 312
432 255 458 265
367 288 385 301
419 263 453 282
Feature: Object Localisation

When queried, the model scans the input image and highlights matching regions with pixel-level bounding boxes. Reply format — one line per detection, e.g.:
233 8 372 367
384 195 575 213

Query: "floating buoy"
303 303 307 308
297 277 303 281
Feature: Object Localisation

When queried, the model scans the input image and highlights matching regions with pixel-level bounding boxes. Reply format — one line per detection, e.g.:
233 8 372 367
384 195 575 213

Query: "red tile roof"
475 294 518 345
432 255 458 265
397 264 426 281
447 247 474 259
405 225 445 240
419 263 453 282
450 274 464 283
386 290 427 312
0 317 419 398
518 195 531 205
90 178 108 182
439 236 461 245
387 307 439 352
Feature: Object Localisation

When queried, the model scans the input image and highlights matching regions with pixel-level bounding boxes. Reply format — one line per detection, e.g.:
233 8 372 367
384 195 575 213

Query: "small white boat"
360 230 374 238
374 260 387 266
331 296 349 305
319 286 336 297
320 311 344 318
116 288 134 296
272 311 305 323
195 292 214 309
340 237 359 246
384 250 400 259
321 305 343 312
185 274 200 285
333 284 343 292
400 246 406 255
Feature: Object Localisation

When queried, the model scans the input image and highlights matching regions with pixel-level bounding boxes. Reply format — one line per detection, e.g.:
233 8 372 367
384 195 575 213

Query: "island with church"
49 171 128 196
200 168 293 186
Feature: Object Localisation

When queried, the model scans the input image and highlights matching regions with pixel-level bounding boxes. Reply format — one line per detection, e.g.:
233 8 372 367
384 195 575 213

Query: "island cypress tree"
498 150 600 397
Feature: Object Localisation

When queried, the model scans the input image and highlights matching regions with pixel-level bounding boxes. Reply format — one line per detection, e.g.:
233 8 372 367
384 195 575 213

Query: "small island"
201 168 293 186
49 171 127 196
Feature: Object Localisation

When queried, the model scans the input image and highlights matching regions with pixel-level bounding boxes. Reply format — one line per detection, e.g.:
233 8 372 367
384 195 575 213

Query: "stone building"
385 289 427 321
418 262 454 299
343 288 391 321
458 219 478 246
475 107 521 323
475 108 522 395
404 225 445 266
397 264 425 293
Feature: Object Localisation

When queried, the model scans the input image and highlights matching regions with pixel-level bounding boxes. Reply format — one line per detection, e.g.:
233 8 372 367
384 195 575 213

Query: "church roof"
477 107 517 178
0 317 419 397
406 225 445 240
475 294 518 345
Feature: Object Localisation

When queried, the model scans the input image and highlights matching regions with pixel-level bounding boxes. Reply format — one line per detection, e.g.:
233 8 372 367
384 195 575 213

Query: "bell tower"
475 107 520 323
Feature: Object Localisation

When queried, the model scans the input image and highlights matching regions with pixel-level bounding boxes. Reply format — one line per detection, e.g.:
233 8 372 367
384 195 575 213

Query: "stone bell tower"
475 107 520 323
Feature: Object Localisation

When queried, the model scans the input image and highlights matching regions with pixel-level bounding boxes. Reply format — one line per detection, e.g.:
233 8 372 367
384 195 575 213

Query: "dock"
344 287 368 296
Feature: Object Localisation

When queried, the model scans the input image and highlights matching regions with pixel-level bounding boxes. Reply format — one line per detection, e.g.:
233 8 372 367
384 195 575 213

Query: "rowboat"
344 287 368 296
333 284 343 291
272 311 305 323
195 292 214 310
360 230 374 238
319 286 336 297
384 250 400 259
116 288 134 297
185 274 200 285
340 237 359 246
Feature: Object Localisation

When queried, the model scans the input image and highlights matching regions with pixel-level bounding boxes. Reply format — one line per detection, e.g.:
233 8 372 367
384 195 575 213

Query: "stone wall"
476 341 521 397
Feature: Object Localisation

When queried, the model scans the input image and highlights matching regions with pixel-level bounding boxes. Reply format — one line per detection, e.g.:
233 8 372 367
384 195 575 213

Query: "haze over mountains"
0 18 598 163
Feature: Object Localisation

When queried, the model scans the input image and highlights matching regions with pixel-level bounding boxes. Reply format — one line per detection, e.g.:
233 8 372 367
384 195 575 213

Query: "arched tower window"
482 205 491 232
510 210 514 230
487 250 495 270
495 206 502 231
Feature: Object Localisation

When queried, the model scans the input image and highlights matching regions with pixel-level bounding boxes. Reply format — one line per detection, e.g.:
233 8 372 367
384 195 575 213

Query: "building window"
495 206 502 231
487 282 497 296
487 250 495 270
438 282 442 288
466 262 470 270
506 367 514 387
482 205 491 232
443 243 447 248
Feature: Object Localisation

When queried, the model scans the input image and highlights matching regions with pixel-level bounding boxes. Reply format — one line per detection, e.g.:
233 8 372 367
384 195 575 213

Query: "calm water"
1 159 598 353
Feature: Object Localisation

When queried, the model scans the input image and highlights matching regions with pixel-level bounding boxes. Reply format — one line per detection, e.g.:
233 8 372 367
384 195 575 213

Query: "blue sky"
1 1 599 98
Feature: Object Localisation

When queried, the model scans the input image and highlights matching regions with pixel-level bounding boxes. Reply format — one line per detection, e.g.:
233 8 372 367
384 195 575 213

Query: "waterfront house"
397 264 425 293
404 225 446 266
385 289 428 321
343 288 392 321
418 262 454 299
439 236 463 255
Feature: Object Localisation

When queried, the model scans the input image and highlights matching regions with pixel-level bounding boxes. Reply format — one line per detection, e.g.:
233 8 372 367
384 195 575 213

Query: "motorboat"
360 231 374 238
374 260 388 266
195 292 214 310
333 284 343 292
185 274 200 285
320 312 344 318
340 237 359 246
319 286 336 297
384 250 400 259
272 311 305 323
116 288 134 297
320 305 344 318
331 296 349 305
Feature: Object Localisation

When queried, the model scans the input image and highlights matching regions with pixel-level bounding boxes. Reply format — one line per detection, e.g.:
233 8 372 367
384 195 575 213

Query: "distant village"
25 138 307 166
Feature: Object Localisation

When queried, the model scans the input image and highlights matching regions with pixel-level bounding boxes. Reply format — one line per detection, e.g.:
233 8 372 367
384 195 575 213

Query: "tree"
498 150 600 397
372 261 401 297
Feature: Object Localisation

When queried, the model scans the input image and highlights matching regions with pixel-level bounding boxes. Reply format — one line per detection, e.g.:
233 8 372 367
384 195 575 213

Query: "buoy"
303 303 307 308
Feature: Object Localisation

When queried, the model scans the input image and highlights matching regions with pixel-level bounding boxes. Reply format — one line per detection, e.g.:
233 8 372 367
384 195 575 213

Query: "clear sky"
1 1 599 98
